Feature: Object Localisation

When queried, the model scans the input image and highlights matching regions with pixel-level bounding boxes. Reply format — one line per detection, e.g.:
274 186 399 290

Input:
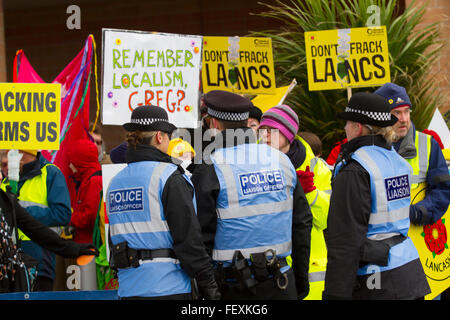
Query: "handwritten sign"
304 26 390 91
102 29 202 128
202 36 276 94
0 82 61 150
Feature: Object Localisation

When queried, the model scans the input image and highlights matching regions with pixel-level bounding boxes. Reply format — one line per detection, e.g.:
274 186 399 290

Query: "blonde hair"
126 131 157 149
366 125 398 144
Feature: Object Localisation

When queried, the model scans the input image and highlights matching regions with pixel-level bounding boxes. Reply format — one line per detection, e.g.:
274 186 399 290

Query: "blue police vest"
335 145 419 275
210 143 297 265
107 161 191 298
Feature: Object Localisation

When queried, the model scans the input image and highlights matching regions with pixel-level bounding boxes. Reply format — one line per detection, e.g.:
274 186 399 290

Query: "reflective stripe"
18 200 48 209
212 241 292 261
147 163 170 232
140 258 180 265
368 232 401 241
110 221 168 236
367 207 409 225
217 199 293 219
410 132 429 185
417 132 428 182
309 189 319 207
308 271 326 283
355 149 387 212
310 157 319 172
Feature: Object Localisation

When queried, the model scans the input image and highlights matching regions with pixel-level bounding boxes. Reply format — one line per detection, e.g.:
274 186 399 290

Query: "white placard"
102 29 202 128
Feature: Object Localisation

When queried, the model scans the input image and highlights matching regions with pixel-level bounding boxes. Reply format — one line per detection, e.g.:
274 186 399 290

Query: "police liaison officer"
323 92 430 300
106 105 220 299
191 90 313 300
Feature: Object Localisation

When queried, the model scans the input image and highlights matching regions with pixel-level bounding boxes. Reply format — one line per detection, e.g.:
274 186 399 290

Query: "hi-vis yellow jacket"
289 136 332 300
1 164 53 241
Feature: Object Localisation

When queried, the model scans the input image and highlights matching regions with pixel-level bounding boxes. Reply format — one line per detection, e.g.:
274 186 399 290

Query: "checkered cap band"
131 118 168 125
345 107 391 122
208 108 249 121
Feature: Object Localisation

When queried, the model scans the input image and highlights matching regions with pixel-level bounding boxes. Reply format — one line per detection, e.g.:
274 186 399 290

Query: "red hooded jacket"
68 139 102 244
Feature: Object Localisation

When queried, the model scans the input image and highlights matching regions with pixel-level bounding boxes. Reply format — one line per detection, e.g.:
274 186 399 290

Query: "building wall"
405 0 449 119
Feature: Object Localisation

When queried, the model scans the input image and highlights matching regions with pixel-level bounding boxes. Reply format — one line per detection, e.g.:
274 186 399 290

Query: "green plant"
251 0 444 156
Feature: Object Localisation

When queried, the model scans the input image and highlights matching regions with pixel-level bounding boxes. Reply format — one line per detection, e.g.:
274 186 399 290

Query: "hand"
296 166 316 194
78 244 99 257
196 275 221 300
409 204 431 226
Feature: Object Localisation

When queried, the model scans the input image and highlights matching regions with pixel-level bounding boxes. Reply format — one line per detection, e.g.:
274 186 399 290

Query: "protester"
374 83 450 225
0 150 72 291
323 92 430 299
89 122 111 164
67 139 103 244
259 105 331 300
106 105 220 300
0 171 98 293
191 91 312 300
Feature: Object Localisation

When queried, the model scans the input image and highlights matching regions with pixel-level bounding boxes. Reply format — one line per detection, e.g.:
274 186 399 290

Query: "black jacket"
191 128 313 298
125 144 216 286
0 188 89 292
323 135 430 300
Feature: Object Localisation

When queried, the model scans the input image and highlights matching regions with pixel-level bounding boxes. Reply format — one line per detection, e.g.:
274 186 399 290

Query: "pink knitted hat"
259 105 299 143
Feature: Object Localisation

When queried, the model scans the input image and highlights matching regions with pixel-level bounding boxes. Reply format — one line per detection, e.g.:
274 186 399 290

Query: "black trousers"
220 268 298 300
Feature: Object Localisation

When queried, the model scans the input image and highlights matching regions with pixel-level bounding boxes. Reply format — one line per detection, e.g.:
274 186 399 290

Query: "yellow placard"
409 184 450 300
0 82 61 150
202 36 276 95
304 26 390 91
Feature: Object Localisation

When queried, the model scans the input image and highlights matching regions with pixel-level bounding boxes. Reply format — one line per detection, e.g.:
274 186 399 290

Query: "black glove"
196 275 221 300
410 204 431 226
78 243 99 257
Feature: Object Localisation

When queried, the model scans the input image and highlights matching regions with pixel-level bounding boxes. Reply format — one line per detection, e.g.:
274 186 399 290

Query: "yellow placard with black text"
0 82 61 150
304 26 390 91
408 184 450 300
202 36 276 95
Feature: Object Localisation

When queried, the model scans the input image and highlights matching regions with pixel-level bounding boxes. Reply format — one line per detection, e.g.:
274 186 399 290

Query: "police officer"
374 83 450 225
106 105 220 300
191 90 312 300
323 92 430 300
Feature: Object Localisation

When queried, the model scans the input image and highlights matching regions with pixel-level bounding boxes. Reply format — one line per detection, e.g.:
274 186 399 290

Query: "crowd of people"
0 82 449 300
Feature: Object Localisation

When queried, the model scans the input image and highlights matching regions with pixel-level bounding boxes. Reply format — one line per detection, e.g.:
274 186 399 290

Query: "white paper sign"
102 29 202 128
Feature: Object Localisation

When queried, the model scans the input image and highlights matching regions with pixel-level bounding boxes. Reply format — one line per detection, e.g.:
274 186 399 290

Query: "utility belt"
110 241 176 269
215 249 289 294
360 234 407 267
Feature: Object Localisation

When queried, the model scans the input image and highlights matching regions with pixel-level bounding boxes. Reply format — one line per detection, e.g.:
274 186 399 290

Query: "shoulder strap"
89 170 102 180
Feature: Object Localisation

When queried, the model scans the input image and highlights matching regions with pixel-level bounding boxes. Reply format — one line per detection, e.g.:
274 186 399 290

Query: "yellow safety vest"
289 136 332 300
407 131 431 204
1 164 53 241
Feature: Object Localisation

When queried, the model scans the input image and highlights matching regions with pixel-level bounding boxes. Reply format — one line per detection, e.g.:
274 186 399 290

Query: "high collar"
212 127 257 150
202 127 256 164
341 135 391 161
286 138 306 169
126 144 183 169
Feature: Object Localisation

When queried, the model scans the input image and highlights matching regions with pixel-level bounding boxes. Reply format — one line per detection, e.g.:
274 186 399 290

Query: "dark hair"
298 131 322 157
217 119 248 130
